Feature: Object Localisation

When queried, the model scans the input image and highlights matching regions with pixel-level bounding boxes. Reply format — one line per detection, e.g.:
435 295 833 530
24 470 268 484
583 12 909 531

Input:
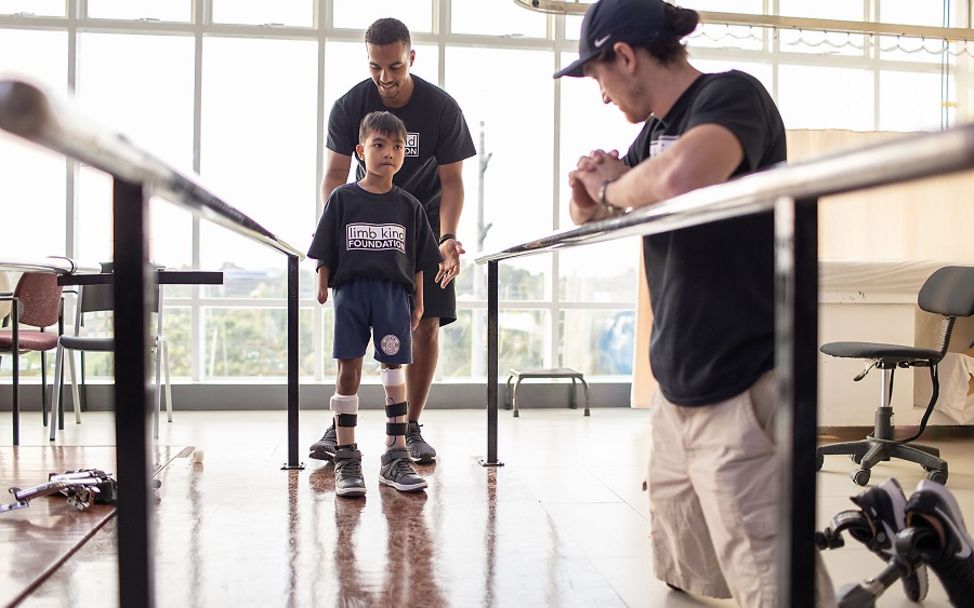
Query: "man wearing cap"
556 1 829 606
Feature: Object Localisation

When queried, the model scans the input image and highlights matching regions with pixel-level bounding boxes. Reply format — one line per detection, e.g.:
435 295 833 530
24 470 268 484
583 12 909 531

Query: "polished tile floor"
0 408 970 607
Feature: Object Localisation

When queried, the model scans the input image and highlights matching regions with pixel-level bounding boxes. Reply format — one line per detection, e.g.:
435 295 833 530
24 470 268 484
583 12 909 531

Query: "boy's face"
356 131 406 178
366 42 414 103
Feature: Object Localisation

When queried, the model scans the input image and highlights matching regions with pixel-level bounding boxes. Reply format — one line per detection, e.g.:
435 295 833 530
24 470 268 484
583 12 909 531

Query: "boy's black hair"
364 18 411 48
359 111 408 144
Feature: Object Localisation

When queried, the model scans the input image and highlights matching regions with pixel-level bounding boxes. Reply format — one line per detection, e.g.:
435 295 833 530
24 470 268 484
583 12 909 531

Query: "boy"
308 111 441 497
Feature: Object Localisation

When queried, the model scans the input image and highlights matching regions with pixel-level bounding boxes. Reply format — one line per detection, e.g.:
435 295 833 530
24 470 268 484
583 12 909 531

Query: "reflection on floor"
0 408 969 607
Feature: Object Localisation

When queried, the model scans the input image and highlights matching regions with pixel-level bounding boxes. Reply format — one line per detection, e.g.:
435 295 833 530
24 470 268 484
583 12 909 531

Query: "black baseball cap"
553 0 668 79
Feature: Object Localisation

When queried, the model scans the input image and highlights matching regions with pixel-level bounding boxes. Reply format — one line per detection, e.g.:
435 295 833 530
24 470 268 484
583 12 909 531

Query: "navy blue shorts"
332 277 412 365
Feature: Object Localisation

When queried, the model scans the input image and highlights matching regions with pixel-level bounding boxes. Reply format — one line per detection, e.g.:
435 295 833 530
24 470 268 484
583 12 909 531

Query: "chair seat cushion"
59 336 114 352
821 341 943 364
0 329 59 351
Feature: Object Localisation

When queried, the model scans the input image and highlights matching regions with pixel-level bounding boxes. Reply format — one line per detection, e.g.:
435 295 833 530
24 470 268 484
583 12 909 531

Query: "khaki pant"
647 371 836 608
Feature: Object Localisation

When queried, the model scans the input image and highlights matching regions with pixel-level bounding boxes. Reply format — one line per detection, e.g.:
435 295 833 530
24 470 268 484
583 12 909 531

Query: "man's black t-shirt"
307 183 442 292
326 75 476 215
624 70 786 406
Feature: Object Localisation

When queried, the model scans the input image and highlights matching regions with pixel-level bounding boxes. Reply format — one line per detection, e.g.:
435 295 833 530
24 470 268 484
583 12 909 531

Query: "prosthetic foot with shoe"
817 477 974 607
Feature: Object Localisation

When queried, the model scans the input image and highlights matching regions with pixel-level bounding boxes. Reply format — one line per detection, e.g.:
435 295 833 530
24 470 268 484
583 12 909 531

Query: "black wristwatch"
438 233 456 245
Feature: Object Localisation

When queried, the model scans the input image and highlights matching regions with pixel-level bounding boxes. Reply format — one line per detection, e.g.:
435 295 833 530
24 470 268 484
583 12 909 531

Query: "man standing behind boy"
309 17 476 464
307 111 442 496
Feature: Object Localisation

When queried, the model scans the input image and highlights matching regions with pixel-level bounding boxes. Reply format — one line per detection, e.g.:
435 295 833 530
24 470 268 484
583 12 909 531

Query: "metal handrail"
477 124 974 263
0 79 304 260
0 256 101 274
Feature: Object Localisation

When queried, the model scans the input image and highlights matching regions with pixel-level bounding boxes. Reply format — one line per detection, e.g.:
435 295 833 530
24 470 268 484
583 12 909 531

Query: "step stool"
505 367 590 417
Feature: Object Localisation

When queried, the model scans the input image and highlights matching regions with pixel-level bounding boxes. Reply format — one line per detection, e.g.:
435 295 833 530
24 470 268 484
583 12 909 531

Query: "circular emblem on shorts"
380 335 400 356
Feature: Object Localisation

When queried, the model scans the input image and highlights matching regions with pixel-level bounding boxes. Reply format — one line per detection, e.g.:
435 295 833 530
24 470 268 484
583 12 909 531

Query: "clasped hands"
568 149 629 221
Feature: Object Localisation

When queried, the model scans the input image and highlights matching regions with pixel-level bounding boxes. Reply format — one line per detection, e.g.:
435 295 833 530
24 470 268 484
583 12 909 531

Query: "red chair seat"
0 329 59 351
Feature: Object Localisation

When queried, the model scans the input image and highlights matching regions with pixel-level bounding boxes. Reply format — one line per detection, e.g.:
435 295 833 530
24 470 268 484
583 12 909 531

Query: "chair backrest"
0 271 12 322
918 266 974 318
13 272 63 328
74 282 161 339
79 283 160 314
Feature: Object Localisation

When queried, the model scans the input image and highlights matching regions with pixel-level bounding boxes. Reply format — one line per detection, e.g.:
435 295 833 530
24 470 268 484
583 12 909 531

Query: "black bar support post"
12 307 18 445
282 254 303 470
481 260 503 467
112 177 155 608
774 196 819 608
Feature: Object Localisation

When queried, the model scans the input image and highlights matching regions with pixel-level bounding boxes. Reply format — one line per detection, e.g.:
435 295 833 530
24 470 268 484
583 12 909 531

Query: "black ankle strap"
336 414 357 427
385 401 407 417
386 422 407 436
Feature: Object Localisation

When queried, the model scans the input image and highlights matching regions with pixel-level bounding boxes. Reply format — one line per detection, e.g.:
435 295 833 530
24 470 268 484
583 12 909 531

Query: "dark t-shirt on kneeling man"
326 75 476 215
307 183 442 293
624 70 786 406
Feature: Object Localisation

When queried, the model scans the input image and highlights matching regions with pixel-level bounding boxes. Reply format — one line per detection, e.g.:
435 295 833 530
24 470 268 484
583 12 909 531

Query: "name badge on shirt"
649 135 679 158
405 132 419 157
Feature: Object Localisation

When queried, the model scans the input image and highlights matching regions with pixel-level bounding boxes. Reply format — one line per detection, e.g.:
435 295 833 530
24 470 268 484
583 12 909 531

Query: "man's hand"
574 150 627 201
411 304 424 331
435 238 465 288
317 287 329 305
568 150 628 225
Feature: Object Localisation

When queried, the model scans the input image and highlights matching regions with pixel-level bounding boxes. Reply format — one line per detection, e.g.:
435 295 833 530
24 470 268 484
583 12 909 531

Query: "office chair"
48 280 172 441
817 266 974 486
0 272 63 444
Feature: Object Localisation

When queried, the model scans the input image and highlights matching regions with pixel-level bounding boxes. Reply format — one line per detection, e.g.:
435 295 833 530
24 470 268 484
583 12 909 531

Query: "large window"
0 0 964 383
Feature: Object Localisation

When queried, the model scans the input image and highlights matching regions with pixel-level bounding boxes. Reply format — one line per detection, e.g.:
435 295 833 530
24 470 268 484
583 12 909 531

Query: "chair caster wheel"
816 454 824 471
926 469 948 485
851 469 871 486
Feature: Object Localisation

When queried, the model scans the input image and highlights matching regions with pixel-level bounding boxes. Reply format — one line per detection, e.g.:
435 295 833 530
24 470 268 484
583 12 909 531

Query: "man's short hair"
364 18 411 48
359 111 408 144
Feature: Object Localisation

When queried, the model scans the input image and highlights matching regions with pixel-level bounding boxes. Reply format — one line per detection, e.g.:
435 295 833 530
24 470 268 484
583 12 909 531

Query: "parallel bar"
282 255 303 471
481 260 502 467
476 126 974 264
112 178 154 608
0 256 100 275
774 197 819 608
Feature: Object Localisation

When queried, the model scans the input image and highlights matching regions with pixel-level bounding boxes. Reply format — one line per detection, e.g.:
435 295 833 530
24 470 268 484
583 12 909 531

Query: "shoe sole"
309 446 336 462
378 477 428 492
336 486 366 498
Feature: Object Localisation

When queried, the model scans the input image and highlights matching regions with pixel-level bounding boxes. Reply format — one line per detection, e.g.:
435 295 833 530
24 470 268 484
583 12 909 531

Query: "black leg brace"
385 401 408 437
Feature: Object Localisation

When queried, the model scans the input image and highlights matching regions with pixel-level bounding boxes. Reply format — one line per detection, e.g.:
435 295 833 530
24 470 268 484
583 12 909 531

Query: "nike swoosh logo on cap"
594 34 611 47
936 506 973 558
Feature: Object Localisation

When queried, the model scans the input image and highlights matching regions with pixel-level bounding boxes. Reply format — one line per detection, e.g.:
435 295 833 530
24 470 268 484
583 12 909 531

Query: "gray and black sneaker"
848 478 929 602
309 421 337 461
405 421 437 464
379 448 428 492
905 480 974 607
334 444 366 498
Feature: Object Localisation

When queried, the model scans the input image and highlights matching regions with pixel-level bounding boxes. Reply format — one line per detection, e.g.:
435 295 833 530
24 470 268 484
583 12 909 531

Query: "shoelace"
392 458 415 477
337 457 362 478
